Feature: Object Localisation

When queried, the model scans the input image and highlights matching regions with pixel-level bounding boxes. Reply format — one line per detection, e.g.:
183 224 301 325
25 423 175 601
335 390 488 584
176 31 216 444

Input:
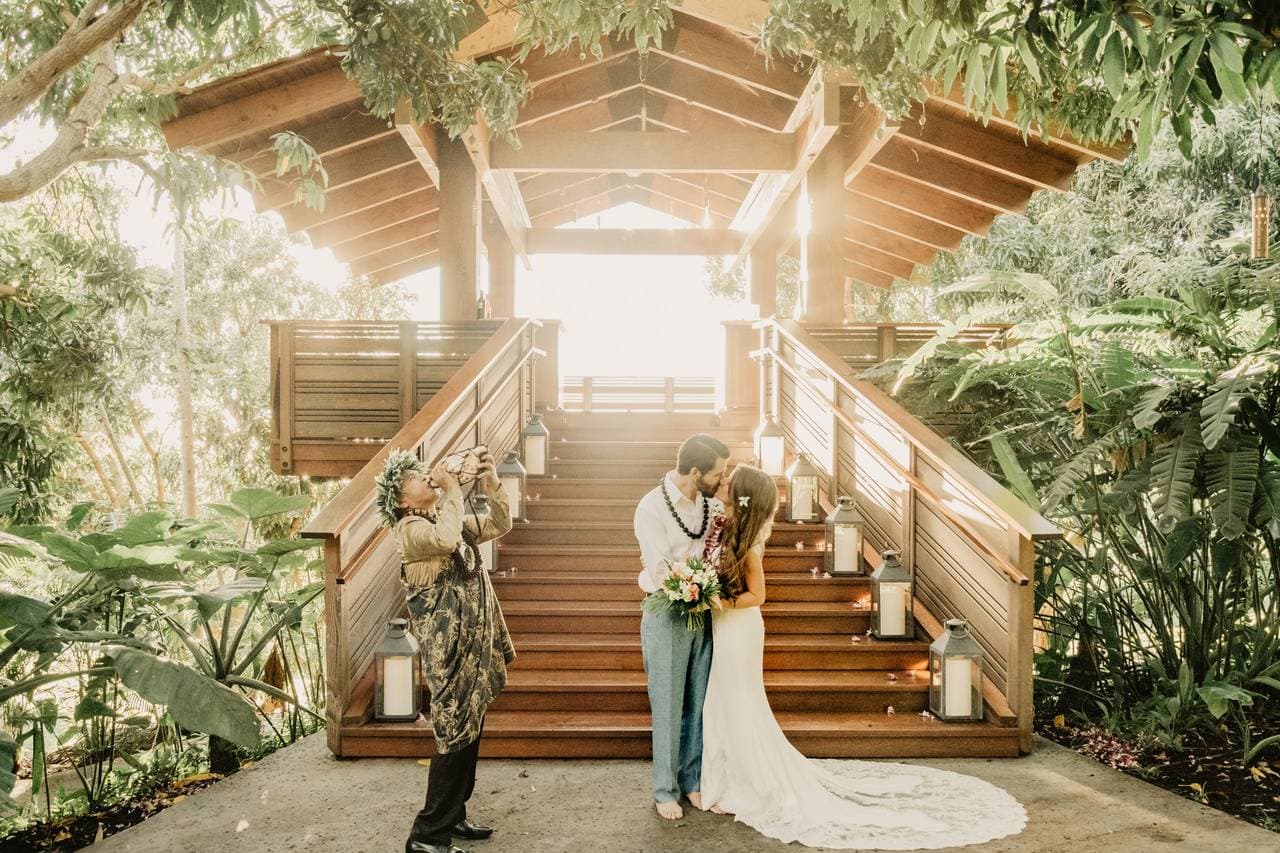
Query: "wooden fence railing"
267 320 560 477
300 318 547 757
561 376 716 412
756 319 1060 753
804 323 1011 369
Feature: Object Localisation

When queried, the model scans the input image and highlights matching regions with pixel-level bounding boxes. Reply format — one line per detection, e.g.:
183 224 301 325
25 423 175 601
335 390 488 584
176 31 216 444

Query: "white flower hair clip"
738 495 751 508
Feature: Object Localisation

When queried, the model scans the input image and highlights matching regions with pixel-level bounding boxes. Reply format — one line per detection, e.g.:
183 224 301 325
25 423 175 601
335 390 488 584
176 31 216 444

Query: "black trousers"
408 717 485 845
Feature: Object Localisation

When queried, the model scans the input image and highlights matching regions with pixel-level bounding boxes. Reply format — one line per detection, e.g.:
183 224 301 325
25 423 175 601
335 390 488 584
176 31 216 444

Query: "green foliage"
0 489 325 813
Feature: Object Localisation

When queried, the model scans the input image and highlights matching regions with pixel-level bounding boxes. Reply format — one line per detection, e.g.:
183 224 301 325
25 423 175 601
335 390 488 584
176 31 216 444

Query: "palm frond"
1204 435 1260 539
1150 414 1203 529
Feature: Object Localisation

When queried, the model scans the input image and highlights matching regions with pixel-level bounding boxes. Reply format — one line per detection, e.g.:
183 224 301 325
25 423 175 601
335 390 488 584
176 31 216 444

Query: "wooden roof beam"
349 234 440 279
394 101 441 187
898 107 1077 192
278 162 429 232
236 111 397 177
491 128 794 172
330 211 440 264
869 140 1033 215
366 251 440 285
461 112 532 268
727 72 857 272
843 240 915 280
925 81 1130 164
844 222 936 266
643 66 793 132
310 187 438 249
164 66 361 151
258 135 416 211
845 260 894 289
844 192 966 252
848 170 993 237
526 228 743 254
653 16 808 100
515 56 642 128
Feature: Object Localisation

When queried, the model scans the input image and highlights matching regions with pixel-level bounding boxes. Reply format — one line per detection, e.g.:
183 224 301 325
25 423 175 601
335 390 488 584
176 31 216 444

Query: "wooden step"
489 668 927 713
494 544 845 574
490 572 868 603
506 632 927 671
523 498 637 523
548 439 753 463
548 459 674 480
501 520 827 548
501 600 871 635
526 478 654 501
544 410 759 430
341 710 1019 759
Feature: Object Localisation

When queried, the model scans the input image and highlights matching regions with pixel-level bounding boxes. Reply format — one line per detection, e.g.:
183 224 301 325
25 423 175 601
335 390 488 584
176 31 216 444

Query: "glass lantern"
755 417 785 477
785 453 822 522
470 493 496 572
374 618 421 722
522 413 550 476
496 450 526 521
824 496 864 575
870 549 914 639
928 619 984 721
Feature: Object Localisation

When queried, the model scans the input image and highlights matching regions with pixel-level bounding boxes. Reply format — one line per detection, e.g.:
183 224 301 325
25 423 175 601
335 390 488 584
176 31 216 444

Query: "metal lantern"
824 496 864 575
374 618 421 722
870 549 914 639
470 493 496 572
496 450 527 521
1252 186 1270 260
785 453 822 522
928 619 984 721
755 417 785 477
522 413 550 476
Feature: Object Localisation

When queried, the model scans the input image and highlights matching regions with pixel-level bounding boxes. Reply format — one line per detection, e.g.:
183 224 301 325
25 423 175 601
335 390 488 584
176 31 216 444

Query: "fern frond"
1201 353 1276 450
1150 415 1203 530
1204 435 1260 539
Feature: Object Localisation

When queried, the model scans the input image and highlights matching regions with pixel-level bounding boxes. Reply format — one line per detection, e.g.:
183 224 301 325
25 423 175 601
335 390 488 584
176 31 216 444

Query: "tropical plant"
881 258 1280 758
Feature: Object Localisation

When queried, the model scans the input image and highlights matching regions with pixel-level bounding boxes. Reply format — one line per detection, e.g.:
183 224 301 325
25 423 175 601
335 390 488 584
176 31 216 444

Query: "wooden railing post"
323 536 346 757
878 325 897 362
583 376 593 412
278 321 295 474
399 322 418 425
533 319 560 412
1008 530 1036 753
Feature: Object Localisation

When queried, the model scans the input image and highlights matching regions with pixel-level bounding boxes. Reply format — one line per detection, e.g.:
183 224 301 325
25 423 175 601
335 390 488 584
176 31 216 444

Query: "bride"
698 464 1027 850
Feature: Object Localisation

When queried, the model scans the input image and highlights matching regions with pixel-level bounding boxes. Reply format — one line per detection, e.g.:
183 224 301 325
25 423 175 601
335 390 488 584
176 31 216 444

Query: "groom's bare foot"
655 800 683 820
710 804 731 815
687 792 703 810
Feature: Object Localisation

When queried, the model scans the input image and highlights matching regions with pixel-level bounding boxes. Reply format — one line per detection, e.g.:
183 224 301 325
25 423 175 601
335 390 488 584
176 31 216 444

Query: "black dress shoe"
452 819 494 840
404 841 470 853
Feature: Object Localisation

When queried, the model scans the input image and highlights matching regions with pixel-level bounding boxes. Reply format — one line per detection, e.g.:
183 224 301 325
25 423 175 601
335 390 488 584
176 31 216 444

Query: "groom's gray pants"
640 601 713 804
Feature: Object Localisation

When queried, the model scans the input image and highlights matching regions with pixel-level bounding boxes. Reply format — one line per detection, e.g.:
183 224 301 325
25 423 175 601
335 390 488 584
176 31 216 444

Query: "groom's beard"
696 478 721 498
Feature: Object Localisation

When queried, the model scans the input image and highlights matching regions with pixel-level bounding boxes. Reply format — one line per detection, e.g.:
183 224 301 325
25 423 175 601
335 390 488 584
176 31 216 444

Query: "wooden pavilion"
164 2 1126 761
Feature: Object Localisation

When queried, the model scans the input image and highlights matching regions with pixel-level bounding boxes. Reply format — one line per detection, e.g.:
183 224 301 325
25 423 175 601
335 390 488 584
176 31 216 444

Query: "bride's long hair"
715 464 778 599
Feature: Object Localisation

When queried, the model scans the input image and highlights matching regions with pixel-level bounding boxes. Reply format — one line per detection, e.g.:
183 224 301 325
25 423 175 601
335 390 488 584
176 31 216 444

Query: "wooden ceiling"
163 6 1128 288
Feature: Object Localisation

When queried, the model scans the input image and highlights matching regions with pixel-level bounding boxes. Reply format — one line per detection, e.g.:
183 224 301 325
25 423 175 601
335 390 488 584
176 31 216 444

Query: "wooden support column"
750 239 778 318
800 141 846 323
483 212 516 317
438 133 481 321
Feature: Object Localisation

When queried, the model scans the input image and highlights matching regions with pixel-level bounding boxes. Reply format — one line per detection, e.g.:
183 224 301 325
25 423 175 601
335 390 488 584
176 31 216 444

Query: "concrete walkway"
91 733 1275 852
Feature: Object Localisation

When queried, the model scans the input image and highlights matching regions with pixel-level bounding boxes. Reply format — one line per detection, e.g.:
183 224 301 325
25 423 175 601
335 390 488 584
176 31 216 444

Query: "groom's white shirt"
634 471 724 593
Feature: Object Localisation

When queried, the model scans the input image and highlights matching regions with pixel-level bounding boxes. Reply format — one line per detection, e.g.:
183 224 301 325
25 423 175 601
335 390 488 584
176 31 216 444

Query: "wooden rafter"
644 65 793 132
844 222 936 266
461 112 532 266
394 101 441 187
869 141 1033 215
843 239 914 279
727 71 848 271
525 228 742 254
331 211 440 264
164 66 360 151
492 128 795 172
349 234 440 278
279 162 427 232
848 169 994 237
311 187 438 248
844 192 966 253
653 15 808 100
259 135 414 211
237 111 396 177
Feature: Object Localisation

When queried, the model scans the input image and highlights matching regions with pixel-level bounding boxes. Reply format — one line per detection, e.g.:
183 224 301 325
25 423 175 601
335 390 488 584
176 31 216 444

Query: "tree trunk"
128 401 167 504
99 408 144 508
0 0 149 131
172 223 199 517
75 433 122 510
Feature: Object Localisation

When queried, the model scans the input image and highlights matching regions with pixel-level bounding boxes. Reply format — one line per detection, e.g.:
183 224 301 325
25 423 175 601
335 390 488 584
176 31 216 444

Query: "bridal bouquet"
643 556 723 631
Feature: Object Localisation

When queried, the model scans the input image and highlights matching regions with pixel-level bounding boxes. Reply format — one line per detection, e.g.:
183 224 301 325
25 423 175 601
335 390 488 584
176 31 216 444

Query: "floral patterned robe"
395 480 515 753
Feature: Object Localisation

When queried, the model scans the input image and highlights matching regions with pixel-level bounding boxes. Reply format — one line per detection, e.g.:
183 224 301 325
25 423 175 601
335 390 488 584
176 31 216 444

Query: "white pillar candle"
834 525 859 573
792 480 814 519
944 658 974 717
880 586 906 635
762 440 784 477
525 436 546 476
383 656 413 717
502 478 522 512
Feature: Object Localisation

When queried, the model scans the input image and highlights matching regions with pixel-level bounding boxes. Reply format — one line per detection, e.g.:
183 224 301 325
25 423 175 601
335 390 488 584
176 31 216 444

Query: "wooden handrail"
303 317 536 540
773 320 1060 541
769 355 1033 586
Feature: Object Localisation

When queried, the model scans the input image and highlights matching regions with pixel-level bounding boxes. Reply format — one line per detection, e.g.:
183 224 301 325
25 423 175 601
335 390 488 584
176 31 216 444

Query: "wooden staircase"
338 410 1021 759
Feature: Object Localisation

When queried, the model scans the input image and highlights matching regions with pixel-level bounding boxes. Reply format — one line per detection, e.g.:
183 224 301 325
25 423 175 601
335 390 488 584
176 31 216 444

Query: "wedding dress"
699 543 1027 850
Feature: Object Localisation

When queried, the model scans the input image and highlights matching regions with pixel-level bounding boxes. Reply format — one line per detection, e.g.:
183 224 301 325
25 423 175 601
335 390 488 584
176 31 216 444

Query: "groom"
633 433 730 820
